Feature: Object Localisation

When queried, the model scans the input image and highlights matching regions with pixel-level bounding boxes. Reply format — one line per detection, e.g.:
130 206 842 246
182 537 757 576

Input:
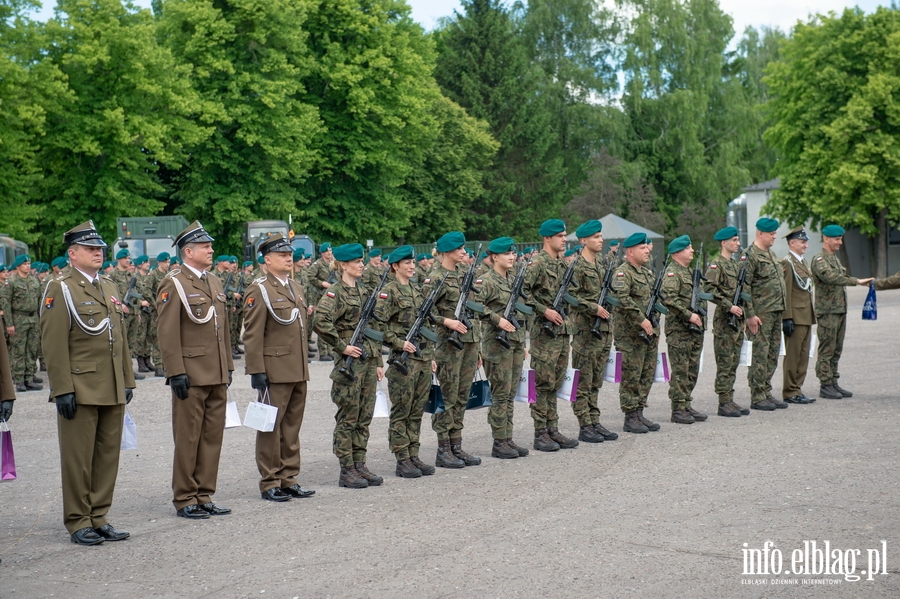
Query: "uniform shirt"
782 253 816 326
611 260 658 338
810 250 858 315
874 270 900 291
374 278 433 363
109 268 134 308
523 250 570 341
478 267 524 360
308 259 334 305
313 279 383 364
8 272 41 317
421 263 483 344
242 274 310 383
661 260 706 334
570 254 612 342
743 243 786 318
704 253 744 317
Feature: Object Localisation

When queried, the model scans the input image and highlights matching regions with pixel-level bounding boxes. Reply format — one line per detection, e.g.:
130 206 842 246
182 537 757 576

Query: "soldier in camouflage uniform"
146 252 171 376
226 256 245 355
374 246 437 478
611 233 661 434
132 255 153 372
811 225 873 399
569 220 619 443
109 249 143 378
477 237 530 459
0 264 9 348
211 256 237 359
704 226 750 417
422 231 483 468
7 255 43 391
309 243 335 361
523 219 580 451
360 249 383 289
743 218 787 410
660 236 709 424
312 244 385 489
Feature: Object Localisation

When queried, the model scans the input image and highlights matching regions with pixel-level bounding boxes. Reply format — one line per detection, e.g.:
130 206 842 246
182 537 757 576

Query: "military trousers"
782 323 811 399
125 311 140 359
230 302 243 349
666 328 704 410
483 340 524 439
815 312 846 386
171 383 227 509
256 381 307 493
746 311 781 404
712 309 743 404
386 358 431 459
616 332 659 413
432 340 478 441
570 333 613 426
58 403 124 534
330 357 377 466
10 315 39 381
529 334 569 430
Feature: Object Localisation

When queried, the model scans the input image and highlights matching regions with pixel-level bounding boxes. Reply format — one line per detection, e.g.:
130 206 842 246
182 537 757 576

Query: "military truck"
114 216 190 265
0 233 29 267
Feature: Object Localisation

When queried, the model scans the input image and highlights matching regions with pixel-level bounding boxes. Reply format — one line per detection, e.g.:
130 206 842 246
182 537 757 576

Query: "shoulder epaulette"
254 276 267 284
165 268 181 279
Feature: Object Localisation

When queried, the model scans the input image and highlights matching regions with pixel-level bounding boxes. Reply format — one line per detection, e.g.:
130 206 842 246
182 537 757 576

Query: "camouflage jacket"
8 272 42 319
661 260 706 334
374 278 433 363
421 262 482 344
611 260 658 338
478 267 524 360
312 278 383 367
0 282 9 323
523 249 571 342
810 250 858 315
743 243 786 318
309 259 334 305
875 270 900 291
108 268 134 306
704 253 744 319
570 254 611 341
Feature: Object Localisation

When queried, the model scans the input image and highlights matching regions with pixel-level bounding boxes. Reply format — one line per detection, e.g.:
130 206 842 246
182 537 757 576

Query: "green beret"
479 252 488 260
102 261 112 269
0 264 6 272
388 245 415 264
573 245 582 252
538 219 566 237
115 249 129 260
369 248 382 257
333 243 364 262
436 231 466 253
170 257 179 265
39 263 50 273
11 254 30 269
488 236 516 254
416 253 428 262
257 255 265 264
243 260 253 267
50 257 61 268
319 242 331 252
563 248 575 257
714 226 738 241
228 255 237 263
575 220 602 238
667 235 691 254
466 250 474 257
292 248 305 261
623 233 650 248
526 247 535 253
608 240 619 247
215 255 229 263
133 255 149 266
756 217 779 233
156 252 171 262
822 224 845 237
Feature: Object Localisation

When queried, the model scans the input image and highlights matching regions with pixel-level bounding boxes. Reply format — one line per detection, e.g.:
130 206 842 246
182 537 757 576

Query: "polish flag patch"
667 272 675 277
616 272 624 277
326 291 336 298
475 279 482 284
379 292 389 299
424 278 431 284
709 264 717 269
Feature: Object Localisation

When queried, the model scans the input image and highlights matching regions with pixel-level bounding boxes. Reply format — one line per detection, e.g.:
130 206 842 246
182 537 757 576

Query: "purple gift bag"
514 367 536 403
1 421 17 481
556 367 580 402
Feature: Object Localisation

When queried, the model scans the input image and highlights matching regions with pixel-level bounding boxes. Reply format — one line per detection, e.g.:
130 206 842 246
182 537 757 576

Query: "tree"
764 7 900 276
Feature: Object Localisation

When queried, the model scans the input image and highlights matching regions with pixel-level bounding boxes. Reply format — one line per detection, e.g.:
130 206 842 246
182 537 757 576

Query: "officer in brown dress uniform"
781 227 816 404
242 233 315 502
157 221 234 519
40 221 136 545
0 288 14 422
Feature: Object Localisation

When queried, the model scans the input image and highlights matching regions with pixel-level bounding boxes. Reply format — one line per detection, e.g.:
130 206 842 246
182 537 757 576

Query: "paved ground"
1 286 898 598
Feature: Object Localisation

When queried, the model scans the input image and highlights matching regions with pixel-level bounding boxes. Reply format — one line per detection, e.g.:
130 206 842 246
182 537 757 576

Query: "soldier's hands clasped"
250 373 269 391
170 374 191 400
56 393 77 420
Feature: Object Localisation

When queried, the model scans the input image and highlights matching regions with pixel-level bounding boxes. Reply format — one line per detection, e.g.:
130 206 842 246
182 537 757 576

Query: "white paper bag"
514 367 536 403
779 335 786 356
809 334 817 359
603 348 622 383
121 409 137 450
555 367 580 402
225 391 242 428
739 340 752 367
244 389 278 432
698 349 704 374
654 352 670 383
373 381 390 417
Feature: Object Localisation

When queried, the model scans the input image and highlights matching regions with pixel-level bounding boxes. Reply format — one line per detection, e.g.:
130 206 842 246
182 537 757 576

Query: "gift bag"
244 389 278 432
779 335 786 357
862 285 877 320
373 381 390 418
603 350 622 383
423 374 446 414
808 334 817 359
698 349 704 374
466 368 492 410
653 352 670 383
739 340 752 367
514 367 536 403
224 391 242 429
1 420 16 481
120 409 138 451
555 367 580 402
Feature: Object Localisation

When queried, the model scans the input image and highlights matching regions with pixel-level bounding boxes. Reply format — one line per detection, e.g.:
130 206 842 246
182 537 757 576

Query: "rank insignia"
44 297 54 309
161 292 169 303
217 292 227 302
246 297 256 308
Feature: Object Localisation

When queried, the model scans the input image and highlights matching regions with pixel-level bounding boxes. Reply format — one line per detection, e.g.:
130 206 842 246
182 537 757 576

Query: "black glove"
782 319 794 337
56 393 77 420
125 388 133 404
170 374 190 400
0 400 13 423
228 370 233 387
250 373 269 391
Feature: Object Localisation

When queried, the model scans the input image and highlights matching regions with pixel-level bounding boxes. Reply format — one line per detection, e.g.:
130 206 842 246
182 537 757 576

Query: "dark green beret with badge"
667 235 691 254
11 254 30 269
575 219 602 238
333 243 364 262
623 232 649 248
756 217 779 233
369 248 382 257
822 224 845 237
319 242 332 253
292 248 305 261
156 252 171 262
133 255 149 266
538 219 566 237
388 245 415 264
487 236 516 254
436 231 466 253
714 226 738 241
243 260 253 267
115 249 130 260
608 240 619 247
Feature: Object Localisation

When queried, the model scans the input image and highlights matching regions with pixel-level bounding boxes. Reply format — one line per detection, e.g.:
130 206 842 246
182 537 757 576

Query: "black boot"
338 466 368 488
144 356 156 371
395 458 422 478
593 423 618 441
578 425 604 443
450 437 481 466
533 428 560 452
491 439 519 459
507 438 529 457
354 462 383 486
136 356 150 373
409 456 435 475
547 427 579 449
623 411 649 434
435 439 465 468
832 379 853 397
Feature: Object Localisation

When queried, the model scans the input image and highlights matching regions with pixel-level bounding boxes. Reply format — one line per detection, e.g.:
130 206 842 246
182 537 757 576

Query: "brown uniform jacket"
875 271 900 291
40 271 136 403
157 267 233 386
0 314 14 400
242 275 309 384
782 254 816 326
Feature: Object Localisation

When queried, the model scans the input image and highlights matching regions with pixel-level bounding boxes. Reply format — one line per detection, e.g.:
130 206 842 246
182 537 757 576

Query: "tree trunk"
876 208 888 278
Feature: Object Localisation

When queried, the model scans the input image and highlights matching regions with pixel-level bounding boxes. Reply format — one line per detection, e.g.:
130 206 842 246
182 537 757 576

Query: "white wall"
744 188 825 260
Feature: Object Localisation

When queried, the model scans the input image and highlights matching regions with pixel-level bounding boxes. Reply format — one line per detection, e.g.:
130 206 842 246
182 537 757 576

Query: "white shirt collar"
182 262 206 279
789 250 805 263
270 273 289 287
73 266 100 284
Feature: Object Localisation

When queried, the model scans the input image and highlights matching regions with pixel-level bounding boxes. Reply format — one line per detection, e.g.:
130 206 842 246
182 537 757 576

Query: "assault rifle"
590 244 622 340
728 251 751 332
123 275 146 313
688 243 714 335
541 249 580 338
388 272 449 376
337 268 391 381
639 255 670 345
495 262 533 350
447 244 484 350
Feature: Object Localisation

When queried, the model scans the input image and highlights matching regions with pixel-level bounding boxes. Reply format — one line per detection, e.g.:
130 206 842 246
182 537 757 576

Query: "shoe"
199 502 231 515
450 437 481 465
593 423 618 441
339 466 368 488
730 401 750 415
670 409 695 424
261 488 291 502
750 400 776 411
319 355 334 362
547 427 579 448
771 399 788 409
623 411 649 434
686 407 707 421
820 385 843 399
94 523 129 541
832 380 853 397
31 375 43 384
784 395 809 404
236 347 245 355
137 356 151 373
281 484 315 498
144 357 156 371
409 456 436 475
40 360 47 372
717 403 742 417
354 462 383 486
133 371 145 380
491 439 519 459
395 458 423 477
435 439 465 468
533 428 561 451
15 383 26 393
24 381 43 391
232 349 241 359
176 504 210 519
577 425 604 443
637 409 660 431
155 367 166 378
506 438 529 457
798 394 816 404
70 527 104 545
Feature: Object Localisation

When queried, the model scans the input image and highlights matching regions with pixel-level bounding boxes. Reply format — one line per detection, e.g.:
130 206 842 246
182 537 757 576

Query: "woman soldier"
422 231 481 469
374 246 437 478
478 237 530 459
312 244 384 489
